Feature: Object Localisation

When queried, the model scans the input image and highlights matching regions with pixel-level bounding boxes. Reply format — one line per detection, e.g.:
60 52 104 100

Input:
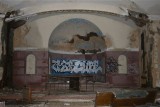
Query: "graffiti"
128 63 138 73
51 59 102 75
106 57 119 72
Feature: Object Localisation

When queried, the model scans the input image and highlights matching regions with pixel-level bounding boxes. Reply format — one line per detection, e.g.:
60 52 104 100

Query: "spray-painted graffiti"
128 63 138 73
106 57 119 72
51 59 102 75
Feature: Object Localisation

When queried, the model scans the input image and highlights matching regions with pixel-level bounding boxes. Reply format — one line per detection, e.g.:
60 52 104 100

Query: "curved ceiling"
0 0 160 20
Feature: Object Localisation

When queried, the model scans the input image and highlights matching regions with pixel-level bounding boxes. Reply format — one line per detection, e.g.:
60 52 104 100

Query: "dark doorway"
69 77 80 91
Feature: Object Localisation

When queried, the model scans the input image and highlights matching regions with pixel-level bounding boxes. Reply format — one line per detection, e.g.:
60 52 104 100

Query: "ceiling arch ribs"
5 9 148 27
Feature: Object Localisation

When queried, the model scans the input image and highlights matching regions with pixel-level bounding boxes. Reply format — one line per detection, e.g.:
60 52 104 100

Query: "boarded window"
118 55 127 74
26 54 36 74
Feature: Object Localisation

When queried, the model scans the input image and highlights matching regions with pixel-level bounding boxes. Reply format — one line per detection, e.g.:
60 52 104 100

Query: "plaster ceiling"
0 0 160 20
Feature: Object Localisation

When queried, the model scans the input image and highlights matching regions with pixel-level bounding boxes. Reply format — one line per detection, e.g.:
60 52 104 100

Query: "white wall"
21 14 137 49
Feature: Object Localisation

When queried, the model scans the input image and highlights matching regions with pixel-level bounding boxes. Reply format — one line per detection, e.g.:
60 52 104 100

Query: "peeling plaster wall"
14 14 138 50
14 22 43 49
129 28 141 48
48 18 106 53
12 11 143 88
148 21 160 88
0 21 2 81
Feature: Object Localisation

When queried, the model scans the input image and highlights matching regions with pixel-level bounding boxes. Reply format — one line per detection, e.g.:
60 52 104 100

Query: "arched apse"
48 18 107 54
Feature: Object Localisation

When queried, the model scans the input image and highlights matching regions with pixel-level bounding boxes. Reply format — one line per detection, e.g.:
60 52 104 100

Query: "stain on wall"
14 22 43 48
73 32 106 51
104 36 113 48
129 28 141 48
148 21 160 88
14 25 30 47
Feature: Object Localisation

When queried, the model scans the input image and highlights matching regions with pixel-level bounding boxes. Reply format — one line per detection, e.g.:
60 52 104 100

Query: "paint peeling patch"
148 21 160 88
129 28 141 48
14 22 43 48
73 32 106 54
149 21 160 35
128 10 149 27
50 32 107 54
104 36 112 48
14 24 30 47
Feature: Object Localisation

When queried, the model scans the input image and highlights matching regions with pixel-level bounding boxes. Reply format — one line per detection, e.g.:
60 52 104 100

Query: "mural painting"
51 59 102 76
49 18 107 53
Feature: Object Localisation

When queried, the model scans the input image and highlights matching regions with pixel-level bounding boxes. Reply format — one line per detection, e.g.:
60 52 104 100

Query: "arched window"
118 55 127 74
26 54 36 74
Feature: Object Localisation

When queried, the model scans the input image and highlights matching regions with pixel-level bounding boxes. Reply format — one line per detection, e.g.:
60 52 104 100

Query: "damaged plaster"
13 22 43 49
47 16 136 52
48 18 106 53
73 33 106 51
147 21 160 88
50 32 107 53
14 24 30 47
129 28 141 48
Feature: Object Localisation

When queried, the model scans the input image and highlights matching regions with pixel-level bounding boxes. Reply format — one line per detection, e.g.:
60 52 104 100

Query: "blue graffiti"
51 59 102 75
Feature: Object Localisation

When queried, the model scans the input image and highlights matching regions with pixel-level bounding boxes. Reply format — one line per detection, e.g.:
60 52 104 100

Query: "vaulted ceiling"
0 0 160 20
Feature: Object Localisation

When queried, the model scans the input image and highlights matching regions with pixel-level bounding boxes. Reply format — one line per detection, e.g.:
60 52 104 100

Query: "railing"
45 74 95 94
